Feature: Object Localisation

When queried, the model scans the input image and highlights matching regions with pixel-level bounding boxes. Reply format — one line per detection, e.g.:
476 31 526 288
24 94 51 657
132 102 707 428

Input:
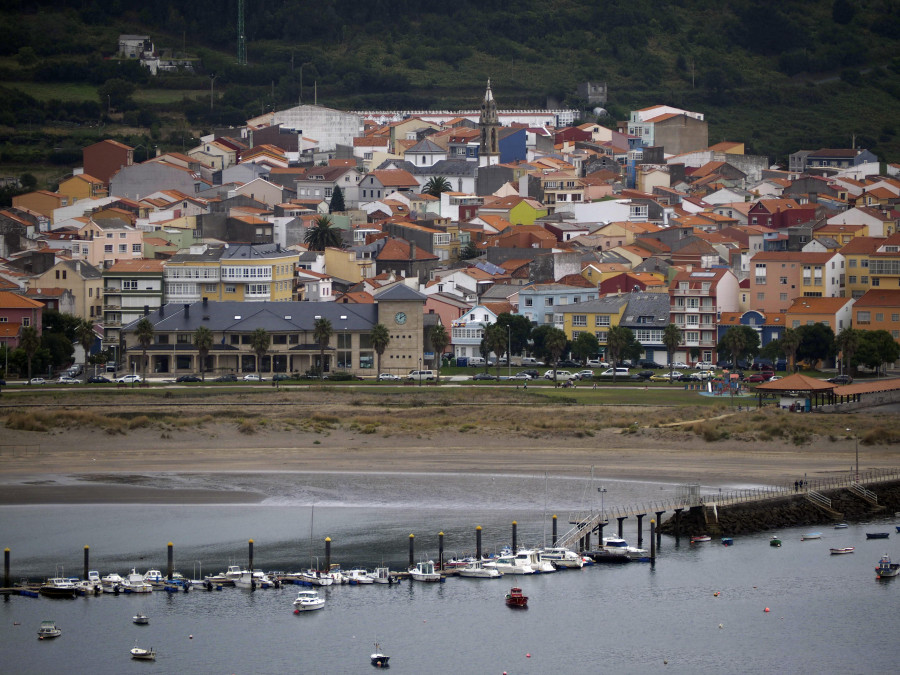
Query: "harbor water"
1 471 899 674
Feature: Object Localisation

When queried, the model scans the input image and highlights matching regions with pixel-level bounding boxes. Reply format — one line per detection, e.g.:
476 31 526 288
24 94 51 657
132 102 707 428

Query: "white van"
599 367 630 377
521 356 543 366
407 369 435 381
543 370 575 380
467 356 485 367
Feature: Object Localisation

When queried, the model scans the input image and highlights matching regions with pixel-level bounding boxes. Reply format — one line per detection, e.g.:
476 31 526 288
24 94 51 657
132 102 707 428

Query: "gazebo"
753 373 837 410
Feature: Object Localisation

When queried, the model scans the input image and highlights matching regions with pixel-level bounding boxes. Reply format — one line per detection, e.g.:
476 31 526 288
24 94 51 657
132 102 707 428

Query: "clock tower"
374 283 428 373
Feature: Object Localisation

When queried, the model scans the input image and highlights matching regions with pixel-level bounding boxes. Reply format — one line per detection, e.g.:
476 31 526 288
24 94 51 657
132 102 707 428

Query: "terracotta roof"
838 237 884 255
833 378 900 396
0 290 44 309
371 170 418 187
105 259 165 273
0 323 21 338
853 289 900 308
754 373 836 392
376 238 438 261
786 297 852 314
750 251 837 263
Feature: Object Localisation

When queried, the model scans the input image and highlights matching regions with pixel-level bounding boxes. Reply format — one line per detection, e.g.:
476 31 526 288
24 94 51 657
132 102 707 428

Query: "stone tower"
479 79 500 166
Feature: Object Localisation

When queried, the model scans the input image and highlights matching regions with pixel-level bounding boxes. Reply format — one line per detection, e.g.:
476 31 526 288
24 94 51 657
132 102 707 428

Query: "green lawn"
2 81 98 102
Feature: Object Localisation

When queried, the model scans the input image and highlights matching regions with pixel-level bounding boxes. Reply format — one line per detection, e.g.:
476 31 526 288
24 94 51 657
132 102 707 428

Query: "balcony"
103 304 121 311
105 319 121 328
166 291 202 303
672 288 711 297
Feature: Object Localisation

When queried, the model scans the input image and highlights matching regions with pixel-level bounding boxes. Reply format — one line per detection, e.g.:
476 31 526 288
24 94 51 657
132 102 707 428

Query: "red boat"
505 587 528 608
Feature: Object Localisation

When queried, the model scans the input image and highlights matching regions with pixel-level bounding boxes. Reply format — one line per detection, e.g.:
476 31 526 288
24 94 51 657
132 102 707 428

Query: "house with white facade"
450 304 498 360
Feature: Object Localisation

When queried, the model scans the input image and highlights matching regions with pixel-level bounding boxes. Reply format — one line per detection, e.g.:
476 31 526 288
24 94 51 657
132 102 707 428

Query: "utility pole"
209 74 217 112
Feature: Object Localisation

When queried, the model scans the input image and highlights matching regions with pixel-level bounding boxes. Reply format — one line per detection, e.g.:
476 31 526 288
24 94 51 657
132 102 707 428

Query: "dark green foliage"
329 185 345 213
795 323 835 364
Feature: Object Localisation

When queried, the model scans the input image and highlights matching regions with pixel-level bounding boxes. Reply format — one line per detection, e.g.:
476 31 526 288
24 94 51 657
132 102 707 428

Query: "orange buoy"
526 654 531 658
764 608 770 613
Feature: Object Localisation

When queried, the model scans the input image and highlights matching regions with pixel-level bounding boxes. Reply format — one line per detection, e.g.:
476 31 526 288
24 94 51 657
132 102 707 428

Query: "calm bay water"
1 471 899 674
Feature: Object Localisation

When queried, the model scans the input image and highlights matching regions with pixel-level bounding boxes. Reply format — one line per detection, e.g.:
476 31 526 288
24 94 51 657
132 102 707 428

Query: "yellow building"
840 236 886 299
558 295 628 344
164 243 297 304
57 174 108 202
323 246 376 283
28 259 103 320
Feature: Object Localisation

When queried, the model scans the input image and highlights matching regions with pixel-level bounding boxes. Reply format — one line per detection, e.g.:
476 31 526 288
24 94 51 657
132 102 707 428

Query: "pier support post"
552 515 558 546
4 548 9 589
167 542 174 581
650 520 656 561
674 509 683 544
408 534 415 570
324 537 331 571
585 531 591 551
636 514 645 546
475 526 482 560
511 521 517 552
617 516 627 538
597 521 605 541
248 539 254 572
438 532 444 571
83 545 89 581
655 511 665 546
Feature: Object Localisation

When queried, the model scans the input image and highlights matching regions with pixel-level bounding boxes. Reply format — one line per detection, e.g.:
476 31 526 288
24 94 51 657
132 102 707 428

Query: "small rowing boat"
829 547 854 555
801 532 822 541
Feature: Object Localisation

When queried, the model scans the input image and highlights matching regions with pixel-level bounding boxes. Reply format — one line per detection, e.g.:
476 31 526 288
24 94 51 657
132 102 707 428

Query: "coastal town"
1 76 899 405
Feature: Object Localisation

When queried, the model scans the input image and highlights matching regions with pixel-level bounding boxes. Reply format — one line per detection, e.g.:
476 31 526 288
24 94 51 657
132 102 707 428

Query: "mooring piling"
408 534 415 569
83 545 89 580
636 514 645 546
617 516 627 538
475 526 482 560
438 532 444 570
511 521 517 551
655 510 665 547
324 537 331 571
4 548 9 589
167 542 174 581
248 539 254 572
552 515 558 546
650 519 657 561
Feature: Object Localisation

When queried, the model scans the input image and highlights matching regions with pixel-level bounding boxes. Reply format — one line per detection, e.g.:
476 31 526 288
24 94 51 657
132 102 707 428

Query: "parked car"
650 371 682 382
637 359 662 369
635 370 656 380
55 376 80 384
668 362 689 370
407 369 435 381
586 358 608 367
175 375 201 383
599 367 630 378
87 375 112 384
242 374 264 381
466 357 486 367
511 372 533 380
517 369 539 379
28 377 46 385
116 374 142 384
543 370 575 380
556 359 581 368
827 375 853 385
574 370 595 381
689 370 716 381
745 373 773 383
272 373 292 381
695 361 714 370
378 373 401 381
520 357 543 366
472 372 497 381
213 374 237 382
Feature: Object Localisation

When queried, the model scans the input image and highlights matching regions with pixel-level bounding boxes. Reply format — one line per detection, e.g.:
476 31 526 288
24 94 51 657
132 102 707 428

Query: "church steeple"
479 79 500 162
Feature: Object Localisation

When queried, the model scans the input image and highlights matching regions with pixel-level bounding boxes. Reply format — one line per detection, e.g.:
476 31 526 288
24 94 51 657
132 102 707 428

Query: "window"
848 276 857 284
595 316 610 327
118 244 127 253
22 316 31 326
848 259 857 267
546 298 554 306
780 293 788 301
104 245 113 253
205 284 217 293
225 285 236 294
132 244 141 253
123 280 138 290
177 333 191 344
792 320 800 328
857 311 870 323
572 315 587 327
524 297 533 307
779 277 787 285
757 292 765 301
872 278 880 287
861 276 869 284
892 314 899 322
876 313 884 322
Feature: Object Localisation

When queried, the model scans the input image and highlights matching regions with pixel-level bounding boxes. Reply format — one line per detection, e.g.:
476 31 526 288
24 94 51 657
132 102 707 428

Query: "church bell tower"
479 79 500 166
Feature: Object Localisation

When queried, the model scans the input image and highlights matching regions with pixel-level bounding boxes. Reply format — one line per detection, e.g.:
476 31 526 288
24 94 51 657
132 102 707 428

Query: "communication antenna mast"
237 0 247 66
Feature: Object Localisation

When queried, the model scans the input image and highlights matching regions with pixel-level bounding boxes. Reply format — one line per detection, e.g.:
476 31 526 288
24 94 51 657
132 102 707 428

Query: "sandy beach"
1 389 898 504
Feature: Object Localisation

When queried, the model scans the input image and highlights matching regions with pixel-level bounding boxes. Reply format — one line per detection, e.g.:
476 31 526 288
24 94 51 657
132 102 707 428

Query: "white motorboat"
368 567 395 584
101 572 125 593
75 570 103 594
521 549 556 573
142 569 164 583
297 569 335 586
224 565 245 583
39 578 77 599
121 569 153 593
409 560 442 582
132 613 149 625
234 570 274 590
484 554 535 575
457 560 502 578
204 572 233 587
541 547 585 569
344 569 374 584
292 589 325 611
130 646 156 660
602 537 651 561
37 620 61 639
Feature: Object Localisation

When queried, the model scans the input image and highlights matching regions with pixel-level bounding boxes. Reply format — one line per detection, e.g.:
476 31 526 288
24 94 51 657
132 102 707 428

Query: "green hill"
1 0 899 188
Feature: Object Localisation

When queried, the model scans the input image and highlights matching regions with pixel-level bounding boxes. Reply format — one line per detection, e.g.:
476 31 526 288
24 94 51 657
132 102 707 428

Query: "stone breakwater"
659 480 900 537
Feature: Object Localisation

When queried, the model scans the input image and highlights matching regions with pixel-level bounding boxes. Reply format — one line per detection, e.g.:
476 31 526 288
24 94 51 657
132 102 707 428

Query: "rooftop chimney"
202 297 208 306
184 303 190 317
144 305 150 316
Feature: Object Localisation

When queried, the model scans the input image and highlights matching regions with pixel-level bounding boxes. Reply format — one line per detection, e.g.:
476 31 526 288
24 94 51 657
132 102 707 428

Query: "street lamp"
847 428 858 480
597 486 607 523
418 357 422 387
507 324 511 379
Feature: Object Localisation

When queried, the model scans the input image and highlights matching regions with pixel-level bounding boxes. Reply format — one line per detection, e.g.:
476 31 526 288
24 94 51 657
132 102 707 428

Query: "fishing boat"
505 586 528 608
130 646 156 661
39 578 77 599
866 532 890 539
875 554 900 579
133 613 149 625
142 569 164 584
409 560 442 582
721 537 734 546
371 642 390 667
801 532 822 541
829 547 855 555
834 523 848 529
122 569 154 593
541 546 585 569
101 572 125 593
770 536 782 547
690 535 712 543
458 560 502 578
344 569 374 585
292 589 325 611
37 620 61 639
368 567 395 584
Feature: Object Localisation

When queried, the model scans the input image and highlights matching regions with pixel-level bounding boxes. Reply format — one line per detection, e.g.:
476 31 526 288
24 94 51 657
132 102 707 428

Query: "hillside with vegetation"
1 0 900 192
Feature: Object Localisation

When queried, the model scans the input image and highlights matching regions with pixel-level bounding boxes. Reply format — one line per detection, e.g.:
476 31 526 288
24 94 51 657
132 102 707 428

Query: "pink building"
668 268 739 363
75 217 143 268
0 291 44 348
748 251 845 316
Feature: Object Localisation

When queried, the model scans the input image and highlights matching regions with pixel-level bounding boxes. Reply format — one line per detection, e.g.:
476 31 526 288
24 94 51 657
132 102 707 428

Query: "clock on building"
394 311 407 325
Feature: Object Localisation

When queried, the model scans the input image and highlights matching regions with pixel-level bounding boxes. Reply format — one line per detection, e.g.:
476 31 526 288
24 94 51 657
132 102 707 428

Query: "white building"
272 104 364 152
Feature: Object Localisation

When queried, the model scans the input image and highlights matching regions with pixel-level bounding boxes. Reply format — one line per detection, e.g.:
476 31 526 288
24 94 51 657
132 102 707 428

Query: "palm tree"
193 326 214 381
483 324 508 379
370 323 390 378
780 327 802 372
429 324 449 384
834 327 860 376
250 328 270 379
134 317 154 382
543 327 568 384
313 317 333 380
304 215 343 251
20 325 40 381
76 319 95 383
606 325 633 383
720 327 748 370
422 176 452 198
662 323 682 380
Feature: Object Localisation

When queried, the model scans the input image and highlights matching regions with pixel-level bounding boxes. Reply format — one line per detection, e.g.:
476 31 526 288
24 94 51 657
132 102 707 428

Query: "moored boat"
829 547 854 555
296 569 334 586
39 578 77 599
770 536 782 547
122 569 153 593
142 569 164 584
690 535 712 543
292 589 325 611
409 560 442 582
834 523 848 529
130 646 156 660
484 553 535 575
458 560 502 578
101 572 125 593
37 620 61 639
721 537 734 546
368 567 395 584
875 554 900 578
801 532 822 541
505 586 528 608
344 569 374 585
866 532 890 539
541 546 585 569
602 537 650 561
371 642 390 667
133 613 149 625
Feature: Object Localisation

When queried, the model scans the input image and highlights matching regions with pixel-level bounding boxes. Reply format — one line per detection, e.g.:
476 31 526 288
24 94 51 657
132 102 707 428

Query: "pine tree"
329 186 345 213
